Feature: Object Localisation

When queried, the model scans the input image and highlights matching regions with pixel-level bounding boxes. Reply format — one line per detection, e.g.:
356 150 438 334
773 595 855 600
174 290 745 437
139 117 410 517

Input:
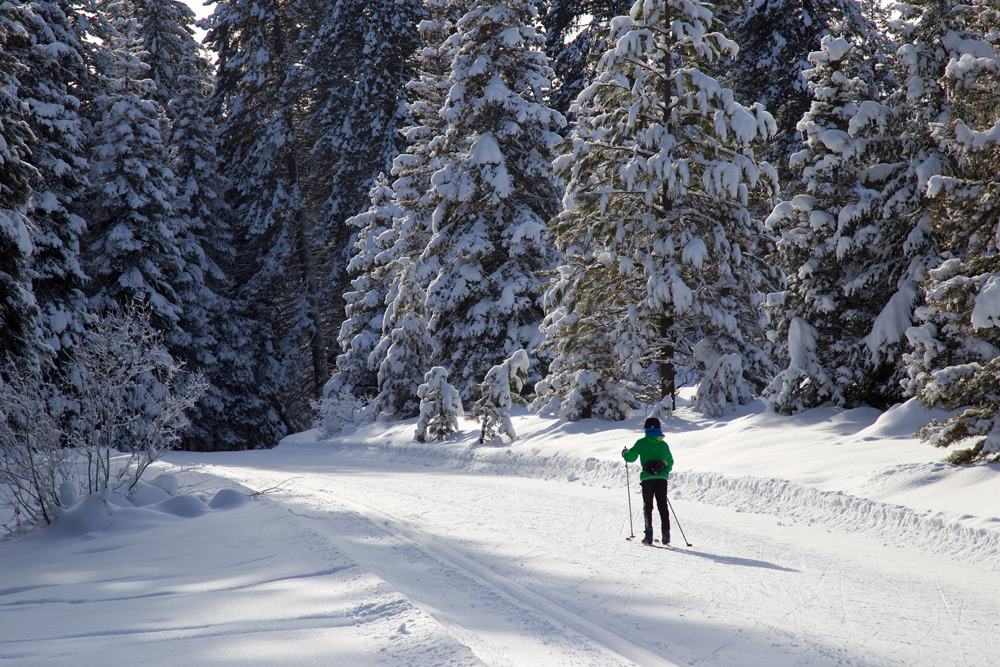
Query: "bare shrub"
0 305 206 530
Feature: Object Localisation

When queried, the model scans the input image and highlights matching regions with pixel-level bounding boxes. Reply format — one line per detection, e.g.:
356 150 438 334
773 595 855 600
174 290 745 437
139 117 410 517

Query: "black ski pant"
641 478 670 538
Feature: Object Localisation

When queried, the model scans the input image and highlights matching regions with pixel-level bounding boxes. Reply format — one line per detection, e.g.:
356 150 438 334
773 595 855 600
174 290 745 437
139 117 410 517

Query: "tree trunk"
287 150 329 400
659 1 675 411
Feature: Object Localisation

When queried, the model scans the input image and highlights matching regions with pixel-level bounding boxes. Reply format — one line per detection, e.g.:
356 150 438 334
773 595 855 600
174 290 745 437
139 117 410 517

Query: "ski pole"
666 497 692 547
625 461 635 539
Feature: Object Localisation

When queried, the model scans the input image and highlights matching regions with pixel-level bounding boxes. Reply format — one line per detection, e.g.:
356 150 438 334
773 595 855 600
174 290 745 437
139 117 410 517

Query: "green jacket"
622 435 674 481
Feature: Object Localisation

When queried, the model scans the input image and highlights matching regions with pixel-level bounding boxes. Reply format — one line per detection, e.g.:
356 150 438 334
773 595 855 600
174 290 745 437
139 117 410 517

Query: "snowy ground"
2 393 1000 666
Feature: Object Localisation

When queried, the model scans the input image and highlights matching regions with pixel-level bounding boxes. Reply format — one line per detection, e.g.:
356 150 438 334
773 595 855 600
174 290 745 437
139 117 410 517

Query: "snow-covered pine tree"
133 0 203 113
540 0 778 418
12 0 91 374
301 0 422 336
390 0 458 224
169 67 226 323
415 366 463 442
472 348 530 445
353 0 459 417
334 174 401 399
81 4 184 341
903 5 1000 463
329 0 458 418
423 0 564 399
765 32 887 412
725 0 873 190
74 4 201 451
0 1 40 373
845 0 973 408
541 0 631 116
532 262 634 420
203 0 321 427
373 257 435 419
168 65 288 450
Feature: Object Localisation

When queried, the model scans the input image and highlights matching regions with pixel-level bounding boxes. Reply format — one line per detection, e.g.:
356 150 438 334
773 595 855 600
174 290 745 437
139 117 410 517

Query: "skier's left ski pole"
666 497 692 547
625 461 635 539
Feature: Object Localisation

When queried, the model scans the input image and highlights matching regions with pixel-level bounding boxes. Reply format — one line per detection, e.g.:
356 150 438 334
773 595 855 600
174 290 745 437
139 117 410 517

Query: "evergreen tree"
904 4 1000 463
423 0 564 399
72 3 201 452
133 0 203 112
169 66 287 450
541 0 631 115
0 1 40 373
765 32 888 412
472 348 530 445
302 0 422 346
848 0 973 408
540 0 778 418
726 0 874 189
332 0 459 415
334 174 400 399
358 0 460 416
81 4 184 340
532 262 634 420
373 256 435 418
203 0 317 426
14 0 91 372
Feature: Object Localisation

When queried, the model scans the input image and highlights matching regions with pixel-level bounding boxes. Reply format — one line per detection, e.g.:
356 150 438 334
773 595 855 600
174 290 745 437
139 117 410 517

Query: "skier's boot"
662 531 670 545
642 531 653 545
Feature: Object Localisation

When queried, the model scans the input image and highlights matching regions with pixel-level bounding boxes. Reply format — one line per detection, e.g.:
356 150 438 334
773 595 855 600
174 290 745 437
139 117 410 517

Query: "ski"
625 537 674 549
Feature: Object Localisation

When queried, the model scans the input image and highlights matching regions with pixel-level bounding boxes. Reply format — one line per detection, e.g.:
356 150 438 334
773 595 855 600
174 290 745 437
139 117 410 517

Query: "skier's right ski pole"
625 461 635 539
666 497 692 546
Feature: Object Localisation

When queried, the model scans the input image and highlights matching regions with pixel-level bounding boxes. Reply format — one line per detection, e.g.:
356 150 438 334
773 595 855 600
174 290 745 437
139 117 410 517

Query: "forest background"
2 0 999 483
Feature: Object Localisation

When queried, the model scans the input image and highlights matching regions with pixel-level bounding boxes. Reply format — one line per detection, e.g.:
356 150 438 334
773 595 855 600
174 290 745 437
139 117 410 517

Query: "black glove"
621 447 628 457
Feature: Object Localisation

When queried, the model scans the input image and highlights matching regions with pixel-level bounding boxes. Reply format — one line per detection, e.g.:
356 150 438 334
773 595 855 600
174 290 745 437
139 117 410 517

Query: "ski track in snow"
0 485 484 666
202 464 677 667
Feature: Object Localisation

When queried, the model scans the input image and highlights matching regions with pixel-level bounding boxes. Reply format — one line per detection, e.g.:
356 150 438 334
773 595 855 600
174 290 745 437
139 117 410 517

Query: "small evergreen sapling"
415 367 463 443
473 349 530 446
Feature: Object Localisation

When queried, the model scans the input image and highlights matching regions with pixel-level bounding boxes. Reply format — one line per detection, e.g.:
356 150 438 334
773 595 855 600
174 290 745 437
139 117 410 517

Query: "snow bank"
42 482 251 539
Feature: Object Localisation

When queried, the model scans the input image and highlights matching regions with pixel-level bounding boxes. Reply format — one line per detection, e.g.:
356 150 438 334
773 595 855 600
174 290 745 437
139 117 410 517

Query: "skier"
622 417 674 545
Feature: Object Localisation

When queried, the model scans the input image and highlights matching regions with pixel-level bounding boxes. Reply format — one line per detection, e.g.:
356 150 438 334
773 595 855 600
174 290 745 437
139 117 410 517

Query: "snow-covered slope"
2 394 999 665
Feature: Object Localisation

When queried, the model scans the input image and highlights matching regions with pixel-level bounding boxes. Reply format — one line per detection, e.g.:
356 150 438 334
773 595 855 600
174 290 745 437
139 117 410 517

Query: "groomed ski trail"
170 444 1000 667
196 461 679 667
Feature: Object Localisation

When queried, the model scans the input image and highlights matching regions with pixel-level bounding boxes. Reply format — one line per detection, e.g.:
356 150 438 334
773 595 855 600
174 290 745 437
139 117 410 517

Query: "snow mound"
151 494 210 518
150 473 180 495
52 493 116 538
209 488 250 509
36 479 251 539
131 482 171 507
852 399 954 441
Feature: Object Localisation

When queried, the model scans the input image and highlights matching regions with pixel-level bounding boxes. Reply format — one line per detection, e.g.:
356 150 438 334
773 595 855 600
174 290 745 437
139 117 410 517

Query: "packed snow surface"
2 392 1000 666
